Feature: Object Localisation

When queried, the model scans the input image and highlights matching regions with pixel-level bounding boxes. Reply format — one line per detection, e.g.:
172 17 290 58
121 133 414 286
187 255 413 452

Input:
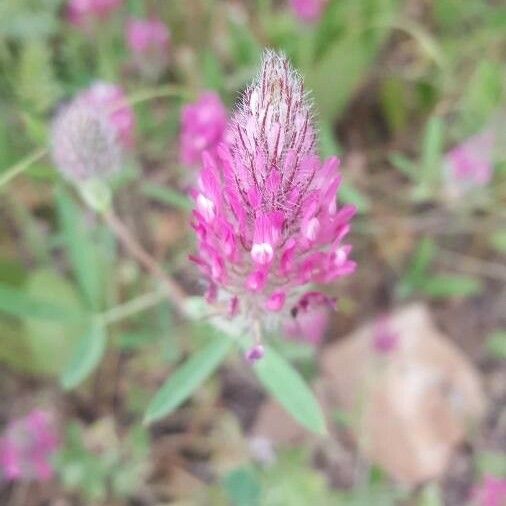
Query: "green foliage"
476 451 506 478
23 269 87 375
16 41 62 114
223 467 262 506
260 450 342 505
486 331 506 360
144 332 233 424
254 345 327 435
0 0 61 40
304 0 398 121
319 120 370 213
390 116 445 201
56 422 149 502
61 321 107 389
398 238 482 299
56 187 105 310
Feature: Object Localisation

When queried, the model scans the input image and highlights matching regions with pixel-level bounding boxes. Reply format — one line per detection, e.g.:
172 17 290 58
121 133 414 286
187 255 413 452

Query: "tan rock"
319 303 485 485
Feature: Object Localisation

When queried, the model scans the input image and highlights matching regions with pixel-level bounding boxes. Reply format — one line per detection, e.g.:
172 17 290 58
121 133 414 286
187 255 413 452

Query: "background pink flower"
180 92 228 166
289 0 328 24
0 410 59 483
444 130 495 196
77 81 135 149
126 17 171 80
472 476 506 506
67 0 123 28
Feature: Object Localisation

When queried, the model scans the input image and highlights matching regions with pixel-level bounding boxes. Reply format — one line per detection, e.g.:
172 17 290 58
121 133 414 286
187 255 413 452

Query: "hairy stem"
102 209 188 315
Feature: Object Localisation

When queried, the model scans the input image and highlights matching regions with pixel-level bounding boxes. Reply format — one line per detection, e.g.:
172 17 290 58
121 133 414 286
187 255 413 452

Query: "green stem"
100 290 166 326
125 85 194 108
0 148 47 189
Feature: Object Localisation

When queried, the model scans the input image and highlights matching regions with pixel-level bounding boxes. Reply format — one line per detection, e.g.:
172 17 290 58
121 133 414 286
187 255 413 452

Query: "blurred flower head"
0 409 59 482
443 130 495 200
289 0 328 24
191 50 355 357
126 17 171 81
78 81 135 149
472 476 506 506
180 92 228 166
67 0 123 28
51 99 122 182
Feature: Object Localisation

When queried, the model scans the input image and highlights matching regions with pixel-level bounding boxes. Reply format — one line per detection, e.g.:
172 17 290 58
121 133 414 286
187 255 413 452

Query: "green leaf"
421 274 482 298
340 182 370 214
380 77 407 134
417 484 443 506
398 238 435 298
61 322 107 390
141 182 192 211
254 346 326 435
202 50 225 93
490 231 506 253
144 333 232 424
23 269 88 375
486 331 506 360
0 281 82 321
56 187 103 310
421 116 444 186
476 451 506 478
389 152 418 180
223 467 261 506
16 40 61 113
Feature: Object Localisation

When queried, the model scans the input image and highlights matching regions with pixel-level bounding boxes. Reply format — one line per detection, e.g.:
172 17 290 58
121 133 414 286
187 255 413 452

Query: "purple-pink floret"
0 410 59 483
289 0 328 23
67 0 123 27
180 92 228 166
190 51 355 347
472 476 506 506
246 344 265 363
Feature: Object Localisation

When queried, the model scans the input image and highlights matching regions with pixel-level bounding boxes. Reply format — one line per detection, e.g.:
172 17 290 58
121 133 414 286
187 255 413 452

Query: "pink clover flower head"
180 92 228 166
289 0 328 24
444 130 495 197
0 409 59 482
126 17 171 80
51 98 122 182
190 50 356 355
67 0 123 28
77 81 135 149
371 315 399 355
472 476 506 506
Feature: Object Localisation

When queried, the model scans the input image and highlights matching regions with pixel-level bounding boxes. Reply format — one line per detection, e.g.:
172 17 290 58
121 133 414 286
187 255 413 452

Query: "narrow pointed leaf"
254 346 327 435
0 282 83 321
144 333 232 424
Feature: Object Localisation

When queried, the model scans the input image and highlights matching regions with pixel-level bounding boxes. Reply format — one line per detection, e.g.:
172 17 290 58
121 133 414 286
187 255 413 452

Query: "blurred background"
0 0 504 504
